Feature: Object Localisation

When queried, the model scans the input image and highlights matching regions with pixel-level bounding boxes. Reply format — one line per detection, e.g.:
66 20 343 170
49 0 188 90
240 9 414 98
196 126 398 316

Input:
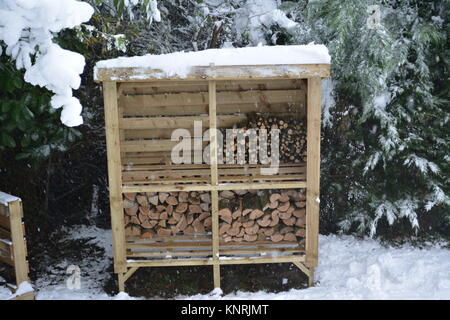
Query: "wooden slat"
119 114 246 130
122 181 307 193
0 239 12 259
123 103 304 117
306 78 321 268
103 81 127 274
9 200 28 284
0 204 8 217
119 79 304 95
119 89 305 109
0 215 10 229
126 255 306 268
95 64 331 82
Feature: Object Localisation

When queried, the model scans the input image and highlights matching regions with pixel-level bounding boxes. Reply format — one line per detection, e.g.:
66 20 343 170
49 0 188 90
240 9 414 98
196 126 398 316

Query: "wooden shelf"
126 234 305 262
121 163 306 193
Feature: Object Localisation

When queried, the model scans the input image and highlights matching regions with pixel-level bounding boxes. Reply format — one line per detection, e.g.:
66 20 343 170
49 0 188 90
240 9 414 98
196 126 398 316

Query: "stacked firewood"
123 191 212 238
123 189 306 243
221 114 307 164
217 189 306 243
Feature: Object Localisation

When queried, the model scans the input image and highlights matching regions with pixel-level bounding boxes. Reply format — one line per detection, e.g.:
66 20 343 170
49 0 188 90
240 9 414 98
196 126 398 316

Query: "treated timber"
95 64 331 82
8 200 28 284
306 78 321 268
103 81 127 273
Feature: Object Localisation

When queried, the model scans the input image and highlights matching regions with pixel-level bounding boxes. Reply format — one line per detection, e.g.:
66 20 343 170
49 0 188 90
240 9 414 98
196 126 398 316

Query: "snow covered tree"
287 0 450 236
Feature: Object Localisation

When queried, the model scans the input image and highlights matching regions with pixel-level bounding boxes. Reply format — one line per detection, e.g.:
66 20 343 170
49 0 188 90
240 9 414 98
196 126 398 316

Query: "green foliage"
0 56 81 162
289 0 450 236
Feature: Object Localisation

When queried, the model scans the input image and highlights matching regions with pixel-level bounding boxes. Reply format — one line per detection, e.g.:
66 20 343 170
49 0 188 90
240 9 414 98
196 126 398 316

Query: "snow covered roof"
94 45 331 81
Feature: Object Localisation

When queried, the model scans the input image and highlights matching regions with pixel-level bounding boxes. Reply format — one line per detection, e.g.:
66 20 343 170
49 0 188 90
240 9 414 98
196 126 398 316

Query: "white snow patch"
0 191 20 205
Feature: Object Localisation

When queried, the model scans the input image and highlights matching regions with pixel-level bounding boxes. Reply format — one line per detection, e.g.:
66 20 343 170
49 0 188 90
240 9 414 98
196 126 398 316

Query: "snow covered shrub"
0 0 94 127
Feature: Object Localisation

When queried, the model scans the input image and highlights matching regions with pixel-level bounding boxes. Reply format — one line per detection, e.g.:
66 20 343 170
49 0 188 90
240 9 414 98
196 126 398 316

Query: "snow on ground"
184 235 450 300
1 225 449 300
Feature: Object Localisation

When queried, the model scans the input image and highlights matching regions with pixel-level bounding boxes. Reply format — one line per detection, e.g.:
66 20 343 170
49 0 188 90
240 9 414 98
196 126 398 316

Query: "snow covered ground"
1 225 449 300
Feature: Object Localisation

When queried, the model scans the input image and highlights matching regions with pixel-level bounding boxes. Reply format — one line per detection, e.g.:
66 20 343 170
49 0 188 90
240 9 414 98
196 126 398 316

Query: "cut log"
148 210 160 220
123 199 137 209
263 228 275 236
200 193 211 203
270 193 281 203
176 215 188 231
198 212 210 221
278 202 290 212
295 217 306 227
192 219 205 234
279 193 290 202
186 213 194 225
219 208 232 224
125 225 141 237
293 209 306 218
295 201 306 208
140 229 156 238
157 228 172 237
268 201 279 209
200 203 209 211
282 217 296 226
284 233 297 242
158 192 169 203
219 190 235 199
178 192 189 203
148 195 159 206
189 204 202 214
242 220 254 228
156 205 166 212
130 215 140 225
168 217 178 224
245 224 259 235
124 193 137 201
244 234 257 242
269 210 280 227
176 202 188 213
295 228 306 237
278 210 292 220
136 195 149 207
219 223 231 235
242 208 253 217
166 204 174 215
249 209 264 220
280 226 294 234
124 204 139 216
184 225 195 235
227 227 240 236
204 217 212 228
172 211 182 222
158 220 167 228
232 209 242 219
166 196 178 206
271 233 284 243
257 214 271 227
159 212 168 220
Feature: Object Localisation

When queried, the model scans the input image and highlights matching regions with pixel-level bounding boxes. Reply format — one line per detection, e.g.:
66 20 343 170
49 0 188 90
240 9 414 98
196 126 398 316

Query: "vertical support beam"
306 78 321 268
9 200 28 285
209 80 220 289
103 81 127 275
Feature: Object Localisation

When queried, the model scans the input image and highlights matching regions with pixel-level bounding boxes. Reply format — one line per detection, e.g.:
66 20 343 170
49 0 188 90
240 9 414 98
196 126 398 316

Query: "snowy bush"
0 0 94 127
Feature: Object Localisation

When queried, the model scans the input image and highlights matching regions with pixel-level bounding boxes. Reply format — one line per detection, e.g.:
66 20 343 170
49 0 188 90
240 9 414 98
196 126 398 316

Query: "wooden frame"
98 63 330 293
0 192 34 300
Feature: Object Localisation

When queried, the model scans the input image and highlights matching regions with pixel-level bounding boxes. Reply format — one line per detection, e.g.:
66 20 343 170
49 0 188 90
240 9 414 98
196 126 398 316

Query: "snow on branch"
0 0 94 127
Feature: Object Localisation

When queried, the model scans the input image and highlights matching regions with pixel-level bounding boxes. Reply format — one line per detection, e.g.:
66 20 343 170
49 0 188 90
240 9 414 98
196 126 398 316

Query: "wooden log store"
94 45 331 292
0 191 34 300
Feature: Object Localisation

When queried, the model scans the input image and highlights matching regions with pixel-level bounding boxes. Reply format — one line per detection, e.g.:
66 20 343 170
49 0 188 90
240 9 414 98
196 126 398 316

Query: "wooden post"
8 200 28 285
208 80 221 289
306 78 321 270
103 81 127 276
